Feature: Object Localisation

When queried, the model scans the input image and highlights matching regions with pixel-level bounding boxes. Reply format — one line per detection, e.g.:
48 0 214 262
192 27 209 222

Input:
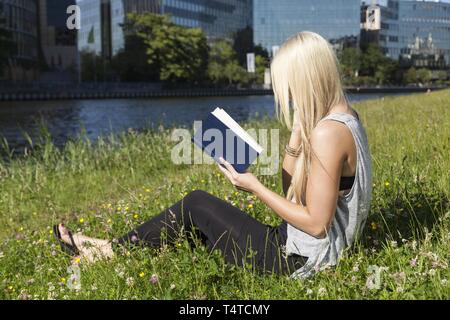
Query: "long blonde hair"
271 31 346 205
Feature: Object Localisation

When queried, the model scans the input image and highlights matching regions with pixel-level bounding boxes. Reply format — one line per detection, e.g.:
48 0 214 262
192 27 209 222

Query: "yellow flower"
49 230 53 235
125 207 129 211
79 218 85 223
60 277 66 283
107 219 112 224
8 285 13 290
385 182 390 187
371 222 378 230
248 204 253 209
133 214 139 219
73 257 81 264
201 179 205 183
139 272 145 278
19 227 24 231
145 189 151 193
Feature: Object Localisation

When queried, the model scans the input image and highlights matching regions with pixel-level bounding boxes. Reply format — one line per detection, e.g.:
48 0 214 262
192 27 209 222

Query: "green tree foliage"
112 33 158 82
127 13 208 83
416 68 432 84
80 50 113 82
360 44 398 85
339 48 362 84
404 67 417 84
232 26 253 67
232 26 269 69
254 54 269 85
208 40 245 86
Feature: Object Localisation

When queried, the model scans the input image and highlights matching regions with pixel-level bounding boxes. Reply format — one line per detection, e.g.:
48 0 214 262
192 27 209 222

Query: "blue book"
192 108 263 173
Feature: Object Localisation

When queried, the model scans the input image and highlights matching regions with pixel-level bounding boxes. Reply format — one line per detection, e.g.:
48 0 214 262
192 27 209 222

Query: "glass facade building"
162 0 252 39
39 0 78 71
362 0 450 65
77 0 252 57
0 0 39 79
254 0 361 54
77 0 103 54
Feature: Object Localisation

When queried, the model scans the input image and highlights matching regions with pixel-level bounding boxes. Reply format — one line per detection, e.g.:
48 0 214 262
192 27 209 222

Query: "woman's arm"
218 121 348 238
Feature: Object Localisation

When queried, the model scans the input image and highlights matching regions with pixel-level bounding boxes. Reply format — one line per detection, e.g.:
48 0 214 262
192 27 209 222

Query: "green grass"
0 90 449 300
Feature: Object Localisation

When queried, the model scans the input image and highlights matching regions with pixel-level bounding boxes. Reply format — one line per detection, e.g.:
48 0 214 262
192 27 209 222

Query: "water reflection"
0 93 401 152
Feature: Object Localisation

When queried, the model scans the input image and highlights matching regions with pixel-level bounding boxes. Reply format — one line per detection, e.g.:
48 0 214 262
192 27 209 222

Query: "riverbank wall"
0 85 448 101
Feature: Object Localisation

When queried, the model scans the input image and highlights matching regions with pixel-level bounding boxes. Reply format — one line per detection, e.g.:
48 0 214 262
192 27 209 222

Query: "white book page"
211 108 263 154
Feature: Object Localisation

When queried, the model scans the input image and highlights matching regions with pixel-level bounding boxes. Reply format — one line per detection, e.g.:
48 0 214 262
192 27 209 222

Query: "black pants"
116 190 307 275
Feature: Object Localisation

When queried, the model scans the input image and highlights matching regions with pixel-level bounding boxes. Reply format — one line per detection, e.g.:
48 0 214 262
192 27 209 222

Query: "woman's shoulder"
312 116 355 156
313 116 352 140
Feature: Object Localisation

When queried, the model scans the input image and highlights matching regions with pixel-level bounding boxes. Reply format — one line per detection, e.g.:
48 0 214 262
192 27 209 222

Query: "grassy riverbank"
0 90 449 299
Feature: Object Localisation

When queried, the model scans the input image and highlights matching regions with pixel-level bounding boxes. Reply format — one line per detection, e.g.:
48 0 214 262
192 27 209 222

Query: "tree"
416 68 432 84
254 54 269 84
208 40 248 86
127 13 208 83
339 48 362 84
80 50 113 82
111 33 158 82
232 26 253 67
360 44 398 85
233 26 270 70
404 67 417 84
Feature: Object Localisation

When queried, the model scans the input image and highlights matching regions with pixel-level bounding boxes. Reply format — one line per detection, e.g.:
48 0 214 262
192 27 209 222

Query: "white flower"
366 265 387 290
126 277 134 286
306 288 313 296
47 282 55 292
318 287 327 296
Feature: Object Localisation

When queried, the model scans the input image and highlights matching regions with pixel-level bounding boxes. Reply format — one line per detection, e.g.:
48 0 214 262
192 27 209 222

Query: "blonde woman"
54 32 372 278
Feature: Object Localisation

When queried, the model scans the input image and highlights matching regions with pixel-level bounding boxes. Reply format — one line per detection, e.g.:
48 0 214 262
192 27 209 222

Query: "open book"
192 107 263 173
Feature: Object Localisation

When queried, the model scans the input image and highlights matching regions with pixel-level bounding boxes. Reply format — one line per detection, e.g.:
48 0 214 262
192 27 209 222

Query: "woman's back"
285 112 373 278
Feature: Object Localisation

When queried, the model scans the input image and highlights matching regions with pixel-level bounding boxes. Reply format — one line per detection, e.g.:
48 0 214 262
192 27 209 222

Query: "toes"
58 223 68 235
58 224 71 244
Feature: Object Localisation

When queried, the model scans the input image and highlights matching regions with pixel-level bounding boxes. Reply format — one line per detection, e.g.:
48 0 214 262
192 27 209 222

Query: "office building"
77 0 252 58
0 0 40 81
39 0 78 72
254 0 361 55
361 0 450 67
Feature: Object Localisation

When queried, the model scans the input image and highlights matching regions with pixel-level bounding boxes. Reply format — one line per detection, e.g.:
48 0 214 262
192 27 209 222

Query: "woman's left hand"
217 157 262 193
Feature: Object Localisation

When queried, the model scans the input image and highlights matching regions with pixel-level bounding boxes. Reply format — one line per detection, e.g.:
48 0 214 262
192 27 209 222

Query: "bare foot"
58 224 114 263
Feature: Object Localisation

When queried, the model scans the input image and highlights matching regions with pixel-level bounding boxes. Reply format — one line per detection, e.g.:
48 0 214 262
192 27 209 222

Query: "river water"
0 93 402 152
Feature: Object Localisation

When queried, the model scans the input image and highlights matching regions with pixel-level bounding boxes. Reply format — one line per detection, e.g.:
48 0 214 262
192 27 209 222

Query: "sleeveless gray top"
285 112 373 279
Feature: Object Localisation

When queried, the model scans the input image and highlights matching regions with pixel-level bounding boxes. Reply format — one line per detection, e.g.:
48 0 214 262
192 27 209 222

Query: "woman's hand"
217 157 262 193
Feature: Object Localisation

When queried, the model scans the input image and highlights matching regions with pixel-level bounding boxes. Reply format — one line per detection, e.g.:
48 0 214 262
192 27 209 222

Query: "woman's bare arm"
219 121 350 238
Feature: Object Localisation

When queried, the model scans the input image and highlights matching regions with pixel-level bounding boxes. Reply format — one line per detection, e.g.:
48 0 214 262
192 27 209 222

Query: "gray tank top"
285 112 373 278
